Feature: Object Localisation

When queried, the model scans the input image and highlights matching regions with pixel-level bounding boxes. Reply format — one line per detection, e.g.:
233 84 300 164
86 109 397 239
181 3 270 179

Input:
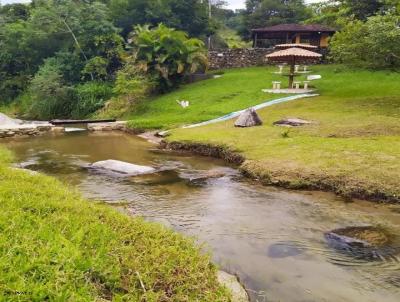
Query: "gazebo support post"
253 33 258 48
289 57 296 89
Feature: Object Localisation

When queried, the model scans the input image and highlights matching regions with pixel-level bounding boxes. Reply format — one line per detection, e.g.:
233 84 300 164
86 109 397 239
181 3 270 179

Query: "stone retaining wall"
208 48 274 70
208 47 329 70
0 124 54 139
0 121 132 139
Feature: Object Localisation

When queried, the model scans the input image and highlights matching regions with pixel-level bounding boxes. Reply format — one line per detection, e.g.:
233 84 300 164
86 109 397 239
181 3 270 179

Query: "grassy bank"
125 67 290 129
164 66 400 202
0 148 230 301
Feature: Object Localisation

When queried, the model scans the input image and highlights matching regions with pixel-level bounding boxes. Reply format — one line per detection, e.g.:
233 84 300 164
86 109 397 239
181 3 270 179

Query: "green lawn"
125 67 291 129
167 66 400 202
0 148 230 301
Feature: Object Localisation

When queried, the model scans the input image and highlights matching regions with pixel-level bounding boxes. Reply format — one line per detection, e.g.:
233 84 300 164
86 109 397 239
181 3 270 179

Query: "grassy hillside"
0 147 230 301
125 67 291 129
166 66 400 201
217 28 252 49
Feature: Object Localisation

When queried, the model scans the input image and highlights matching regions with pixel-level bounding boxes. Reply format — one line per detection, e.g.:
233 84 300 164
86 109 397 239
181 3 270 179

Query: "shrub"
28 59 76 120
72 82 113 118
94 64 157 119
330 14 400 69
82 57 109 81
113 64 156 103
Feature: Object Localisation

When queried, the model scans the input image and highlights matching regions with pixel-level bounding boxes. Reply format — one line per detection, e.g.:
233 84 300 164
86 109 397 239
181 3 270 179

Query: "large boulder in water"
89 160 156 176
324 226 396 260
325 226 391 248
234 109 262 128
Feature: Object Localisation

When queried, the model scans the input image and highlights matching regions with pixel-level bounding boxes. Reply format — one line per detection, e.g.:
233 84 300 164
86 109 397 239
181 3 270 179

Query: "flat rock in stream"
183 169 231 186
89 160 156 176
129 170 182 186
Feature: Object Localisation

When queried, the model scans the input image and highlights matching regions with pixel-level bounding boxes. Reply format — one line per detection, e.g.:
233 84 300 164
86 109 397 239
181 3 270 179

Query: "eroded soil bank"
163 140 400 203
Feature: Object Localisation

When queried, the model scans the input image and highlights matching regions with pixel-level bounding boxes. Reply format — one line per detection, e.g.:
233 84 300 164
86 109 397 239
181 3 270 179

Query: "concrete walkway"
182 93 319 129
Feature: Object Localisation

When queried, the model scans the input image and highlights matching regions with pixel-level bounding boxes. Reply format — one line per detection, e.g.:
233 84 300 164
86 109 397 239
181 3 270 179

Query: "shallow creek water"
4 131 400 302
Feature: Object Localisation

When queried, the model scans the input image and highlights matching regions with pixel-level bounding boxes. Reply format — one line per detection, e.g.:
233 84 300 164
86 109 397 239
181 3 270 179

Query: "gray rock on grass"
234 109 263 128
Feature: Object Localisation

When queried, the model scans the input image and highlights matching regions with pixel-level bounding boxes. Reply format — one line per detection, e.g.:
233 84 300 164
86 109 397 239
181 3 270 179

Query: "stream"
4 131 400 302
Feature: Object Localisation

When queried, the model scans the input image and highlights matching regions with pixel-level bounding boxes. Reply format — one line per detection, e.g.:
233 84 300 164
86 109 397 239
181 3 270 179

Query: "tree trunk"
61 18 94 81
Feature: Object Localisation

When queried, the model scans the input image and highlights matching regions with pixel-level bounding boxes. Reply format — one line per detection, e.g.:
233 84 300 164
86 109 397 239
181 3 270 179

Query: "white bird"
176 100 190 108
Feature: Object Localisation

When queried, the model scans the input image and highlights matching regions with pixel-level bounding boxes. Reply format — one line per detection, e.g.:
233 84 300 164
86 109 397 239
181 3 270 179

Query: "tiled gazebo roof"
266 47 323 60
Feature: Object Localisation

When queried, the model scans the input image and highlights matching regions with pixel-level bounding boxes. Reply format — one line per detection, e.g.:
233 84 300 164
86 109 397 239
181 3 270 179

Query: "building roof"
266 47 322 60
252 24 336 33
275 43 318 50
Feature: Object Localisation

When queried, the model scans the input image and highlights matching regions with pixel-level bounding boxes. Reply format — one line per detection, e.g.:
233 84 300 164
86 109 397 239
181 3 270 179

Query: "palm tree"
130 24 208 91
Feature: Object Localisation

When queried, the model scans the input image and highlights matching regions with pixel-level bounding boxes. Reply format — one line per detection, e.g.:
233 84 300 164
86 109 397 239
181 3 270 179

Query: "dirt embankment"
162 141 400 204
162 141 245 164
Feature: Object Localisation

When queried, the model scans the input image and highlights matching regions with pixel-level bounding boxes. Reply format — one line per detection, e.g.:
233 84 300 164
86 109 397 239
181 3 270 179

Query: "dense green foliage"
108 0 213 38
330 14 400 69
0 0 123 105
0 0 215 119
0 147 230 301
27 58 75 119
73 82 114 118
304 0 400 69
306 0 399 28
340 0 388 20
168 66 400 202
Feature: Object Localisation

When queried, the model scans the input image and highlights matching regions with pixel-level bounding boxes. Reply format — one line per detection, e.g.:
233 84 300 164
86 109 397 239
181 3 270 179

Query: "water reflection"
4 131 400 302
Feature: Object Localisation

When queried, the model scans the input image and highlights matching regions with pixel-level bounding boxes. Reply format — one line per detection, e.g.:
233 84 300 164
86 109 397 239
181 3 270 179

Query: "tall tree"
240 0 312 39
305 0 346 28
330 14 400 69
0 3 30 24
109 0 212 38
340 0 384 20
0 0 123 103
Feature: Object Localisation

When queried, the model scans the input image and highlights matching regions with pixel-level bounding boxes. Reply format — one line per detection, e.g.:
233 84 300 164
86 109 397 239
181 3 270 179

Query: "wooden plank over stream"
50 119 116 125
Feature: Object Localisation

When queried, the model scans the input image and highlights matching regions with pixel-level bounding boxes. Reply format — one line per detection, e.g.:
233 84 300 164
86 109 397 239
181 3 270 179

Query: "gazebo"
266 47 322 88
